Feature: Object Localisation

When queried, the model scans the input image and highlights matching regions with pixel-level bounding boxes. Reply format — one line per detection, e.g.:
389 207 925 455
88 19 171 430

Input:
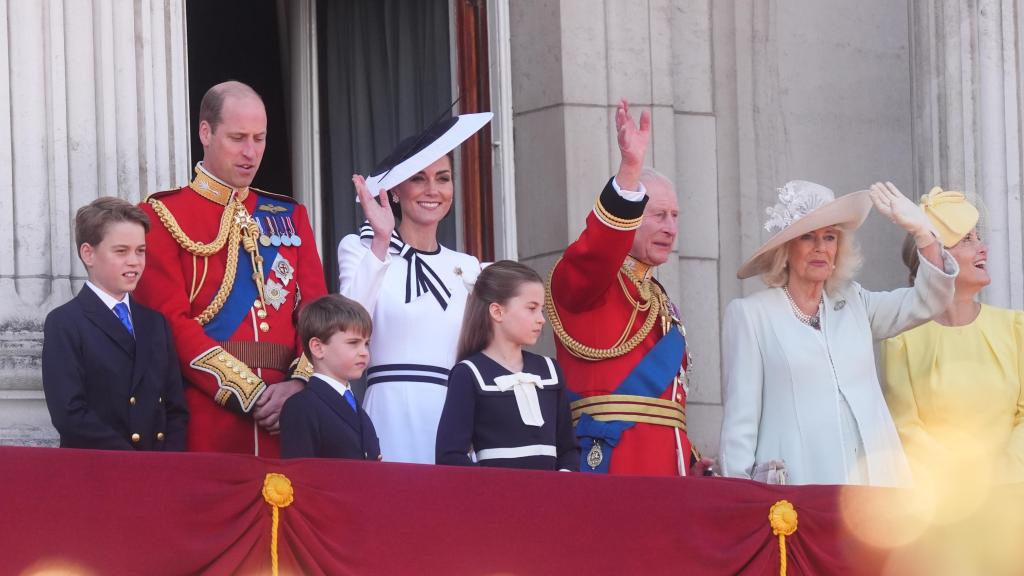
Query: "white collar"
313 372 352 399
86 281 131 314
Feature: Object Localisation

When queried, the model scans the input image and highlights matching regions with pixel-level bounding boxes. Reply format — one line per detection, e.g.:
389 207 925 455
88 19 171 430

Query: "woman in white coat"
718 181 958 486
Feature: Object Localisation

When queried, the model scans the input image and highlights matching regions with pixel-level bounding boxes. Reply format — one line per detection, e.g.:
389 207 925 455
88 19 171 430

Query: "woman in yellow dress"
882 189 1024 483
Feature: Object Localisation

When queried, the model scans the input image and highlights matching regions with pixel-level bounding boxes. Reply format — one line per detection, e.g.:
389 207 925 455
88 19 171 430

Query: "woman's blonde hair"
760 228 863 295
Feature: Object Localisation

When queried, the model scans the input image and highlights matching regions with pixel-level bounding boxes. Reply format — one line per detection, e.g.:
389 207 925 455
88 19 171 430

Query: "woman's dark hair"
456 260 543 362
387 152 456 223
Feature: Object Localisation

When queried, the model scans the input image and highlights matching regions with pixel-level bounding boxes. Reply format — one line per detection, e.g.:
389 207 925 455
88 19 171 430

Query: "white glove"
752 460 788 485
869 181 937 248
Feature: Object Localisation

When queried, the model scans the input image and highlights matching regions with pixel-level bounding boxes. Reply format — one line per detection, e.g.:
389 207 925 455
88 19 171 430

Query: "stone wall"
0 0 189 445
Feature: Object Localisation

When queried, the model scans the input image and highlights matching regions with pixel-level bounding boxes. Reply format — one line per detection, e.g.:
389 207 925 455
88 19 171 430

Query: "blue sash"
615 327 685 397
203 197 293 341
575 326 686 473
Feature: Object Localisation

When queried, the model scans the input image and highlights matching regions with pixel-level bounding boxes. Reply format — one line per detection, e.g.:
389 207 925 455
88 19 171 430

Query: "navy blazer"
280 377 381 460
42 286 189 450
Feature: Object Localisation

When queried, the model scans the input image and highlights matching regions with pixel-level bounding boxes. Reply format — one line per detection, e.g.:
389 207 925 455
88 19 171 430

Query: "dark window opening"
185 0 292 196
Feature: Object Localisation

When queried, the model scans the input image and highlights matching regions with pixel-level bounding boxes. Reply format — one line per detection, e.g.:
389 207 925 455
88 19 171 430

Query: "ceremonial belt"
220 341 293 373
571 394 686 430
572 326 686 474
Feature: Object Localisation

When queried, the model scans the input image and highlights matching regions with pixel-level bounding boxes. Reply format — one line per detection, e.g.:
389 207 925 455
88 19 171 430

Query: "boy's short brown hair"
75 197 151 259
298 294 373 358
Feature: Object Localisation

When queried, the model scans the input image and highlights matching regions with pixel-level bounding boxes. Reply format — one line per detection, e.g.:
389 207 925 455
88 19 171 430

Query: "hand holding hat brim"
361 112 493 200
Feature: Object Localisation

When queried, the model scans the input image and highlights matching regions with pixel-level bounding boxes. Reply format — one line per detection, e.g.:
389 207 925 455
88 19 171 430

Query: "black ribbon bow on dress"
359 222 452 310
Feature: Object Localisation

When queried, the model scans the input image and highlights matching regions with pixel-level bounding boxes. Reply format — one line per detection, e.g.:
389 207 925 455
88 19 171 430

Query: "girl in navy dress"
436 261 580 470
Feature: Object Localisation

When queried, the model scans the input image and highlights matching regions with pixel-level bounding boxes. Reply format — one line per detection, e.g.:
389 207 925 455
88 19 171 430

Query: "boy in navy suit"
280 294 381 460
42 197 188 450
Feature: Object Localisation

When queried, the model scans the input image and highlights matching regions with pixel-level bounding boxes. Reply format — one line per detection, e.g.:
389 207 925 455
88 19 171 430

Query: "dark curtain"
186 0 292 196
319 0 455 292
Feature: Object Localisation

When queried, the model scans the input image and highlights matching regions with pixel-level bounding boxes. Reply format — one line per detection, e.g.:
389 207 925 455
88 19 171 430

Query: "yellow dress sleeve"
882 333 947 480
996 312 1024 482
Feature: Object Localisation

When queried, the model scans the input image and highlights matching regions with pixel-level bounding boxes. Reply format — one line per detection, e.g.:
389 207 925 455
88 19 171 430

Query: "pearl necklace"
782 285 821 329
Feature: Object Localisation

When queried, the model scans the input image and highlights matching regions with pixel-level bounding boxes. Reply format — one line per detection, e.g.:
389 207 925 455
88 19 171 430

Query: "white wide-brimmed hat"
362 112 493 199
736 180 873 279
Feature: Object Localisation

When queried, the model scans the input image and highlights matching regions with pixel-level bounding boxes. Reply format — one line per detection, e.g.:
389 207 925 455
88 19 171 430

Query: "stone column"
0 0 190 445
909 0 1024 308
508 0 723 456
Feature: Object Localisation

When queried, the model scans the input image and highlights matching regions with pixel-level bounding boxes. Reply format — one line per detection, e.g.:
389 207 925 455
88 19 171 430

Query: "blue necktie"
113 302 134 337
343 389 357 412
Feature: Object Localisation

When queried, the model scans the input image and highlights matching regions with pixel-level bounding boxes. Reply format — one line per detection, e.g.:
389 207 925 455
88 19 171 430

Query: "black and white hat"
363 112 493 198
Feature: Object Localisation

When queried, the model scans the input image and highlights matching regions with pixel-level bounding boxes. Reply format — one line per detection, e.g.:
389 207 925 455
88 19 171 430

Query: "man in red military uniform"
547 101 711 476
134 81 327 456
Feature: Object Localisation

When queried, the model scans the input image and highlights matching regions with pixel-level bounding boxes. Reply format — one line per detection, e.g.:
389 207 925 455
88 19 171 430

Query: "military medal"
285 217 302 246
264 278 289 310
587 440 604 470
271 254 295 286
257 218 272 247
277 217 293 246
266 218 281 247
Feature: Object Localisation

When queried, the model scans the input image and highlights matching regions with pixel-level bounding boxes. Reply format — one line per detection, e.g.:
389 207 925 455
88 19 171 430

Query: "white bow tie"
493 372 546 427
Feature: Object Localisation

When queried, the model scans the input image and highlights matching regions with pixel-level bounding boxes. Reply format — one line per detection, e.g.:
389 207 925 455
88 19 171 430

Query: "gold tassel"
769 500 798 576
262 473 295 576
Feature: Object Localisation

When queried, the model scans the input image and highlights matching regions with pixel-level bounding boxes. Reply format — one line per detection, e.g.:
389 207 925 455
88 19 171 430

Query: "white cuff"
611 177 646 202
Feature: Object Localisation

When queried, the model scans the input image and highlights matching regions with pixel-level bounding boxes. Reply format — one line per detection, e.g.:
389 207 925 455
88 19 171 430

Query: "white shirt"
611 177 646 202
85 281 131 321
312 372 353 401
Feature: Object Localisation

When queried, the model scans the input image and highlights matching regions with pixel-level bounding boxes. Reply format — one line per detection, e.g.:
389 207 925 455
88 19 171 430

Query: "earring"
390 193 399 204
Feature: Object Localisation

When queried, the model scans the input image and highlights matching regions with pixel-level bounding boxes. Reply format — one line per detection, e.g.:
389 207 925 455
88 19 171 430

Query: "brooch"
587 440 604 470
271 254 295 286
264 278 289 310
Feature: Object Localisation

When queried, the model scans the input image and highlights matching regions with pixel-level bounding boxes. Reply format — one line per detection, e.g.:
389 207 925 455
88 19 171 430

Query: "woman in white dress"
718 181 959 486
338 117 487 464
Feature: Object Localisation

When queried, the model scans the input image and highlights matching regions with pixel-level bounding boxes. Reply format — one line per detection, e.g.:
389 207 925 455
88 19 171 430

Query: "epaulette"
144 188 184 203
251 187 296 204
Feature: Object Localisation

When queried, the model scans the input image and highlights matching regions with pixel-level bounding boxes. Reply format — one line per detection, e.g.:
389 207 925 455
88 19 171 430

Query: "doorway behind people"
185 0 292 196
187 0 492 293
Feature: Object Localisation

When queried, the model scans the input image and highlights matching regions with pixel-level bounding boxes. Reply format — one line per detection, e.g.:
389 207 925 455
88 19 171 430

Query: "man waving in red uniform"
134 81 327 456
547 101 710 476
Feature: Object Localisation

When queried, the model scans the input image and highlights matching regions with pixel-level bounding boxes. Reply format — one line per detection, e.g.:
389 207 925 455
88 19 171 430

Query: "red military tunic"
134 164 328 456
548 178 693 476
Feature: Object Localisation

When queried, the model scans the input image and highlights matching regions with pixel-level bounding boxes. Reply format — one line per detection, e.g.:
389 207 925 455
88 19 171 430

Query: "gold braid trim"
149 197 250 326
191 346 266 412
545 257 666 361
289 354 315 383
594 199 643 230
195 214 241 325
149 197 234 257
570 394 687 429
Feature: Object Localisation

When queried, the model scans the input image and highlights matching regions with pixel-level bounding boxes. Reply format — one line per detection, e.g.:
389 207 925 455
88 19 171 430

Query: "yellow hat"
920 187 979 248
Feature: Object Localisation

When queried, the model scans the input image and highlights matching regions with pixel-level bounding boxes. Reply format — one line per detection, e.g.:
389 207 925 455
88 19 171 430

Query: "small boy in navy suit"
280 294 381 460
42 197 188 450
